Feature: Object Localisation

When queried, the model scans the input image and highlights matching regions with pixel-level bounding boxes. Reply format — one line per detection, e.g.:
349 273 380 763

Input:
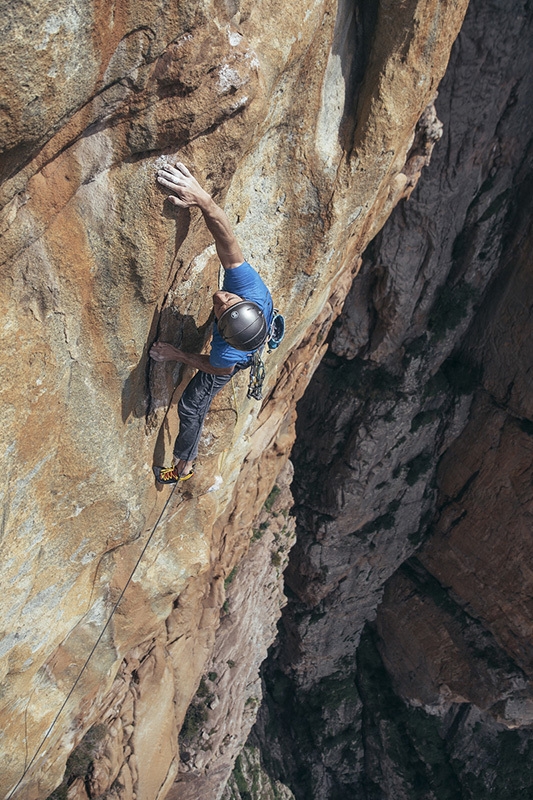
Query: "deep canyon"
1 0 533 798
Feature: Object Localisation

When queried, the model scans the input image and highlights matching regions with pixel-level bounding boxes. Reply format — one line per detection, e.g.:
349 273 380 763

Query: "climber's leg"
153 370 233 484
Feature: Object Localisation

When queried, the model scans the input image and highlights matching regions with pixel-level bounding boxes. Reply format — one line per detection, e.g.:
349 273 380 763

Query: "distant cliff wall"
1 1 469 799
250 0 533 797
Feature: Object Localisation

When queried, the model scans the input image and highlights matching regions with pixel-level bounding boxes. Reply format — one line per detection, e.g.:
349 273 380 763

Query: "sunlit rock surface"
1 0 474 798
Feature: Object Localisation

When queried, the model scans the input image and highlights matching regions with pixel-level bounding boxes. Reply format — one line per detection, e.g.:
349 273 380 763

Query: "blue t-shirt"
210 262 274 369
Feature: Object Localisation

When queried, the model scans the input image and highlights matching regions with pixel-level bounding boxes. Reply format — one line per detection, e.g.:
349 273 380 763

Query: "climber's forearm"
150 342 234 375
175 348 235 376
157 163 245 270
197 196 244 270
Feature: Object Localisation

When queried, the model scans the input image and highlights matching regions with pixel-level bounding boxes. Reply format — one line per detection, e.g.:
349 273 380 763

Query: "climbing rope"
7 482 181 800
231 378 239 420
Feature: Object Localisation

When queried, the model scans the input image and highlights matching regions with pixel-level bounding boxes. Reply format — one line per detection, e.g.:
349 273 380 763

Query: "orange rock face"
0 0 469 798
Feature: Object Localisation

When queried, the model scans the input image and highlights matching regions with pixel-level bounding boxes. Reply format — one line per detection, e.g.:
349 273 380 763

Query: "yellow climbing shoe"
153 464 195 485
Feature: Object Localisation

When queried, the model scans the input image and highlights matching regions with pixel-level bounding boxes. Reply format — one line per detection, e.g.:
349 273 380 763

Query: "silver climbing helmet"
217 300 268 351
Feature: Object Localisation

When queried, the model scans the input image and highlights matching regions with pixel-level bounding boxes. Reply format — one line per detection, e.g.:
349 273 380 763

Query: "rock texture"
251 0 533 797
170 463 296 800
222 746 295 800
1 0 469 799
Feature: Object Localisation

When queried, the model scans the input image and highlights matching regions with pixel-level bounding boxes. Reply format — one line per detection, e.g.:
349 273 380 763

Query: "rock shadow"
121 305 213 423
148 308 215 470
121 191 194 425
331 0 379 154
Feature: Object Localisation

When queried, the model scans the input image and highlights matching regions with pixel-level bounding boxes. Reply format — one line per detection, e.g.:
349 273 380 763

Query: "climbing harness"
7 482 182 800
246 310 285 401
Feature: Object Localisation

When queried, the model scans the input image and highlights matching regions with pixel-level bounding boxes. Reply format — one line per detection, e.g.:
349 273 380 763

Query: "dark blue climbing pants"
173 369 234 463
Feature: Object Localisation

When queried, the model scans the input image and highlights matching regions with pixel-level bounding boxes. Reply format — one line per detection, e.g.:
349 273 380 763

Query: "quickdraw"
247 350 266 400
246 310 285 401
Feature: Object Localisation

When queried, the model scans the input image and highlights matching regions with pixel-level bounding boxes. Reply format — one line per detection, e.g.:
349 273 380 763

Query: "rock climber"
150 162 273 485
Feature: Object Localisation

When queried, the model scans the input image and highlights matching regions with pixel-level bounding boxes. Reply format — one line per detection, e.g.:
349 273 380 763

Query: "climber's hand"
149 342 183 362
156 162 211 209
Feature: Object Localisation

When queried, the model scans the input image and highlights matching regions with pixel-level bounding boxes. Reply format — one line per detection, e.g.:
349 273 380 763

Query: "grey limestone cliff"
247 0 533 797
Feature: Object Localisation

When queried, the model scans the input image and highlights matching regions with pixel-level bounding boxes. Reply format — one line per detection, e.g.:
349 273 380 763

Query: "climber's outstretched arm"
157 162 244 270
149 342 234 376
